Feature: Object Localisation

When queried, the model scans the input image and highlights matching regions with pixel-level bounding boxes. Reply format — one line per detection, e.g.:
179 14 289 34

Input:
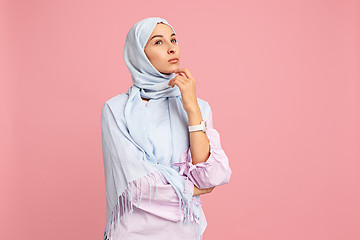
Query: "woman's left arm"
174 105 232 189
186 105 211 165
168 68 211 165
169 68 232 189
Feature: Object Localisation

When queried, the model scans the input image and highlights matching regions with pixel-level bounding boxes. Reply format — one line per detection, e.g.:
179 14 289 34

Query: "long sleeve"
173 106 232 189
130 170 199 222
110 172 204 240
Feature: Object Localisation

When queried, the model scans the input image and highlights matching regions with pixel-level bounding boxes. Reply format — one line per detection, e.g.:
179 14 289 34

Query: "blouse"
103 98 232 240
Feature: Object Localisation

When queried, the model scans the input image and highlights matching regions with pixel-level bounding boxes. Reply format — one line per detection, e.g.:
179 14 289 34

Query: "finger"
175 68 193 79
175 69 191 79
177 72 186 78
170 76 186 87
175 77 186 85
175 75 188 83
171 78 186 88
168 74 184 85
168 77 177 86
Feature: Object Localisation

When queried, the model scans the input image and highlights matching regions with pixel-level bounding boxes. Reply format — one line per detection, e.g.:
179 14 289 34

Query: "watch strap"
188 120 207 132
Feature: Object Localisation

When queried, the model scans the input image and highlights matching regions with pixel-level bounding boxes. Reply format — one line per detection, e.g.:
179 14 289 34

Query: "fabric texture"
106 172 200 240
103 98 232 240
101 17 214 240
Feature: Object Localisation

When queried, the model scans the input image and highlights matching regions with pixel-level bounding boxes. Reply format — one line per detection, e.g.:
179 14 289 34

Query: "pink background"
1 0 359 239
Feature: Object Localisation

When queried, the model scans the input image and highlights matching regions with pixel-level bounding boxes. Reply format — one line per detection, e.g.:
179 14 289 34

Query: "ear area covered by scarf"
101 94 202 240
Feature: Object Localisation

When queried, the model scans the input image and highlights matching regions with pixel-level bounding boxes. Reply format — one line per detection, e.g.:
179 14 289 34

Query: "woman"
101 17 232 240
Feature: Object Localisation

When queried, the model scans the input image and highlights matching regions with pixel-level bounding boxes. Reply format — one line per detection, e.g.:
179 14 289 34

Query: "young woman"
101 17 232 240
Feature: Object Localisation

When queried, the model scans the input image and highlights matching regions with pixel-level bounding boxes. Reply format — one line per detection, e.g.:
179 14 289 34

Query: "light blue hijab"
101 17 208 240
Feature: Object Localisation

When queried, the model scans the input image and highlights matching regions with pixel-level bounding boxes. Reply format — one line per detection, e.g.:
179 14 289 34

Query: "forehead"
149 23 174 37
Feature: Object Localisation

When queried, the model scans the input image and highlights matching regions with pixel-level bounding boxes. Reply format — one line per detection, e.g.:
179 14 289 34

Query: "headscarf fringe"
103 170 199 240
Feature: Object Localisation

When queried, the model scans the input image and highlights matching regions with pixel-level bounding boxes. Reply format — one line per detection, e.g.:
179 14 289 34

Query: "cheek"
154 50 166 62
146 51 159 62
145 47 156 61
145 47 168 66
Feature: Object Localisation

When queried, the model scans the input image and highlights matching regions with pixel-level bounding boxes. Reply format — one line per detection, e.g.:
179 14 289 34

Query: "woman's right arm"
193 185 215 196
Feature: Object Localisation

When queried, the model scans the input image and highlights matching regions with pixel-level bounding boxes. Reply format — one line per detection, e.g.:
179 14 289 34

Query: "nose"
168 47 176 54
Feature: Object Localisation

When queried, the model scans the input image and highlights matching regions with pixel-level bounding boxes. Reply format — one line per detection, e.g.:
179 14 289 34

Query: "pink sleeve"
130 171 201 222
173 106 232 189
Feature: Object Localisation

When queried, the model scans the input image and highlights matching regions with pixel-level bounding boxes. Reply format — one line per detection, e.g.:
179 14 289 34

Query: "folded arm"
174 104 232 189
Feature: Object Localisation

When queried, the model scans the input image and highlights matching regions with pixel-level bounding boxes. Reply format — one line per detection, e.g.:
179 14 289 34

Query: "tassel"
124 189 128 226
109 212 113 240
104 171 189 240
128 183 131 211
154 173 158 200
131 180 135 211
139 176 143 206
148 172 156 201
124 190 127 225
145 174 152 205
136 179 140 207
116 198 120 228
122 194 126 226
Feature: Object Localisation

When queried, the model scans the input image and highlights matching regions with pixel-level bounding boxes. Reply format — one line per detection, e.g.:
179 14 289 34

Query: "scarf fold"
101 17 205 240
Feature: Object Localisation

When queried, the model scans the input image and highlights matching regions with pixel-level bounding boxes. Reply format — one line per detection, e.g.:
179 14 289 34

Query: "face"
144 23 180 74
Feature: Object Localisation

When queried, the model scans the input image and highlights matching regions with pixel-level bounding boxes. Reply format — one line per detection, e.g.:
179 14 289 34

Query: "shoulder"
103 92 129 110
101 92 130 122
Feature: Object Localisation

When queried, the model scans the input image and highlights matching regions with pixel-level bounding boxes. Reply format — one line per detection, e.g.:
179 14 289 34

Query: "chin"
160 67 179 75
161 71 174 75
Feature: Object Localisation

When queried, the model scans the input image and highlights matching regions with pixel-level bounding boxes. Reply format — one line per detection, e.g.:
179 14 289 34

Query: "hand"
168 68 198 113
193 185 215 196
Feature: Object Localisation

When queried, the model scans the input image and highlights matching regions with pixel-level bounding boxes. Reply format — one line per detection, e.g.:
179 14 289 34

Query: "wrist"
185 103 200 115
186 106 202 125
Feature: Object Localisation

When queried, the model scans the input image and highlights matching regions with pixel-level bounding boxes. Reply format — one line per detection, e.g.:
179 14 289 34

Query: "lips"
168 58 178 63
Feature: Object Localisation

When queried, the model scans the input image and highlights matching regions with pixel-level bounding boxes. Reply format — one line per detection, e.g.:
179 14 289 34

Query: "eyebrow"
149 33 176 41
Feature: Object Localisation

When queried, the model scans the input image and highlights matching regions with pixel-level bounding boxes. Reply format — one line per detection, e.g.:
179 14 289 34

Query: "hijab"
101 17 208 240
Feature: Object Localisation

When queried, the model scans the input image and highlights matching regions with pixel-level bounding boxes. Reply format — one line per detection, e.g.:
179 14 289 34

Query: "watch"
188 120 207 133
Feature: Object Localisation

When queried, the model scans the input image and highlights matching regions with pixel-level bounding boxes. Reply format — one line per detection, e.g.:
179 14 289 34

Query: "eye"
154 39 178 45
